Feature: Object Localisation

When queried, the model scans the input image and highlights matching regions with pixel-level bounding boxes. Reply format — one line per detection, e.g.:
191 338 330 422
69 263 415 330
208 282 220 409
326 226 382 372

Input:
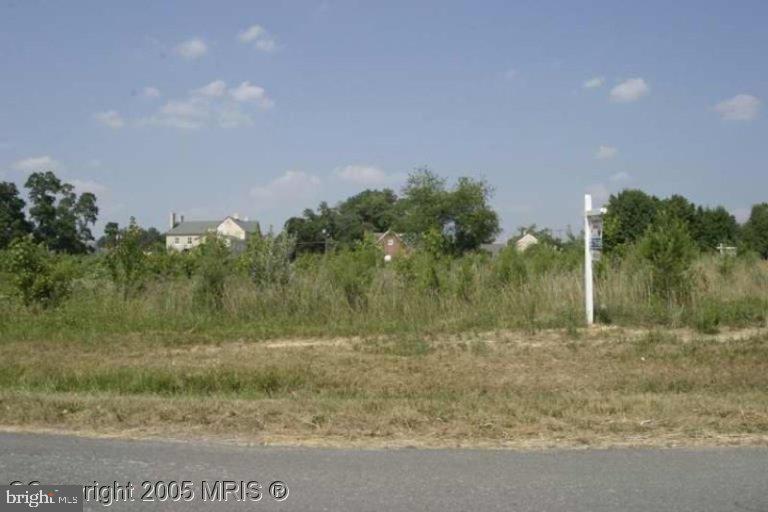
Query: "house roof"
373 230 407 245
166 218 260 236
230 218 261 234
166 221 219 236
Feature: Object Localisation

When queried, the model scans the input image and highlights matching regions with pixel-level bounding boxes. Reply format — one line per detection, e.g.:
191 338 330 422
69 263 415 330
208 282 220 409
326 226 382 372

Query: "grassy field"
1 252 767 343
2 327 767 448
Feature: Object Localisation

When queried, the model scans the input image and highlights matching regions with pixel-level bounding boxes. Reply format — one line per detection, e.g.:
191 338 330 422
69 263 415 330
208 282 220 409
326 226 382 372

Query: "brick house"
374 229 409 260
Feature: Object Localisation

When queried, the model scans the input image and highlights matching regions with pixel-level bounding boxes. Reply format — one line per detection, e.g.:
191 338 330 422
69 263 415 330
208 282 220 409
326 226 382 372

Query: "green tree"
603 189 660 251
692 206 739 251
638 212 697 300
662 194 696 227
0 181 32 249
396 169 500 254
24 171 99 253
99 222 121 250
742 203 768 258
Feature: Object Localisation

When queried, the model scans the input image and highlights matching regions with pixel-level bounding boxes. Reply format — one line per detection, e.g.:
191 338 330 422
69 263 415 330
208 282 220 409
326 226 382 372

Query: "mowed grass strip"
1 329 768 447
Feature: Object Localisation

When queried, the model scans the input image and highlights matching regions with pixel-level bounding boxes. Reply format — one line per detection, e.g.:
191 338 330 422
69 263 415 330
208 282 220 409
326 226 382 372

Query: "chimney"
169 212 177 229
180 214 185 223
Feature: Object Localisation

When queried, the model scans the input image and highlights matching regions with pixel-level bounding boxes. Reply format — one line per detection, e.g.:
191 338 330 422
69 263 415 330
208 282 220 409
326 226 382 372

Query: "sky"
0 0 766 239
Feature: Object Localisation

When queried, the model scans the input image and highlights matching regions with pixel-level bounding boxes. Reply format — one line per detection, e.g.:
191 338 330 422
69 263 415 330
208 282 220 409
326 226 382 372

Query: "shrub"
241 231 295 287
192 235 231 311
105 221 146 298
327 242 381 310
493 245 527 288
638 212 697 301
6 237 71 308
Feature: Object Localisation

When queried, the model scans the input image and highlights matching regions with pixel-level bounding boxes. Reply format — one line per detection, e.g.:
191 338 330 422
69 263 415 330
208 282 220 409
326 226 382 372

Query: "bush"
192 236 231 311
106 221 146 298
638 212 697 301
493 245 527 287
327 242 380 310
241 231 295 287
6 237 71 308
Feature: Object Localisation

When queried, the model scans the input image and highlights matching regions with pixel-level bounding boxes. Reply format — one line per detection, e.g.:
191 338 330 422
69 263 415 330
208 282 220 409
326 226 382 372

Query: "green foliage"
692 206 739 251
192 235 230 311
638 212 697 300
396 169 500 254
24 171 99 254
603 189 660 252
6 237 71 308
285 169 500 256
493 245 527 287
106 220 146 299
742 203 768 258
0 181 32 249
326 241 381 309
241 231 295 287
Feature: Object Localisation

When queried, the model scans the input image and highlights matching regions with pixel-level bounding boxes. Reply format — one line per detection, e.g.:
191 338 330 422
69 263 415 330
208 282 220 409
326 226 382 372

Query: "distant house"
165 212 260 252
515 233 539 252
373 229 409 260
481 233 539 256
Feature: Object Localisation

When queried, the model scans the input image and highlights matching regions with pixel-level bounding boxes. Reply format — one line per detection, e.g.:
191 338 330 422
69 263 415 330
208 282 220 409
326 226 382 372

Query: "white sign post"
584 194 605 325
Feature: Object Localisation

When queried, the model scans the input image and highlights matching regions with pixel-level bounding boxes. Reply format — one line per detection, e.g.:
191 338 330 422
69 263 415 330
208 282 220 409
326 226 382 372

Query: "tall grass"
0 245 766 343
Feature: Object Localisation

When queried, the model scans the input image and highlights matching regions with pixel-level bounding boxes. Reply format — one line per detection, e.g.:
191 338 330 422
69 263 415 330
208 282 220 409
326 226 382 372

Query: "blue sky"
0 0 765 238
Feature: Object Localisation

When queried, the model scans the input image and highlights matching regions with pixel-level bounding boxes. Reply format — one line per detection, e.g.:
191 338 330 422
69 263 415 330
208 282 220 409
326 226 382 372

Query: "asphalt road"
1 433 766 511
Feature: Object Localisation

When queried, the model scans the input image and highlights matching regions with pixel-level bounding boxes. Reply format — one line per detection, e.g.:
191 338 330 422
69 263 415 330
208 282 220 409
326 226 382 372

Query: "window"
387 238 394 246
174 237 180 244
187 237 193 244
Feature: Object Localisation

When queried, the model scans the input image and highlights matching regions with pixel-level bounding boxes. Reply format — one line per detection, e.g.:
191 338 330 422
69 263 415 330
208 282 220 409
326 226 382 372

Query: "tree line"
603 189 768 258
3 168 768 259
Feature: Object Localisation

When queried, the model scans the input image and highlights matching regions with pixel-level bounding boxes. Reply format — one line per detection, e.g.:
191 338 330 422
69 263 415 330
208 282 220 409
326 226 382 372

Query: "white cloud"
595 145 618 160
143 80 271 129
194 80 227 97
609 171 631 183
93 110 125 129
146 98 210 129
250 171 321 207
143 86 161 98
238 24 277 52
229 81 274 108
174 38 208 60
609 78 650 103
238 24 266 42
713 94 761 121
335 165 388 185
583 76 605 89
12 155 60 172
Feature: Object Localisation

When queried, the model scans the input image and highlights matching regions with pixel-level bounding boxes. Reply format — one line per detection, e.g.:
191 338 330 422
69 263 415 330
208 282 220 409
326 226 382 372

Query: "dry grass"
2 327 768 449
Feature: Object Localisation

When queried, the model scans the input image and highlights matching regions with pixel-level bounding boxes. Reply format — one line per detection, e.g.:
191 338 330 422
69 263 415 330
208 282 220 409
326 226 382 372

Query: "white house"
515 233 539 252
165 212 260 252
